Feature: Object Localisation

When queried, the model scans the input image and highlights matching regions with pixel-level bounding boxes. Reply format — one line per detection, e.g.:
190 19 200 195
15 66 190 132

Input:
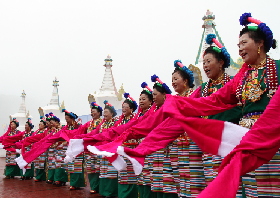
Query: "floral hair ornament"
151 74 172 94
48 112 60 123
62 109 78 119
141 82 153 95
174 60 195 87
239 12 273 52
26 118 34 129
205 34 231 68
103 100 117 117
90 102 103 113
45 114 51 121
10 118 19 127
39 116 47 125
124 93 138 111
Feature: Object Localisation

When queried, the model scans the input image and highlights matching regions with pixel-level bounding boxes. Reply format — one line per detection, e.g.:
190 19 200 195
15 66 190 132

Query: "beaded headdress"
62 109 78 119
239 13 273 52
45 114 51 121
10 118 19 127
103 100 117 117
141 82 153 95
40 116 47 125
174 60 195 87
26 118 34 129
151 75 172 94
123 93 138 112
48 112 60 123
90 102 103 114
205 34 231 68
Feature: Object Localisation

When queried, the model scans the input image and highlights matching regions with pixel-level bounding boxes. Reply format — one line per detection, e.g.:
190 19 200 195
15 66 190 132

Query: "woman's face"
39 122 45 130
152 88 165 107
103 109 113 121
238 33 263 65
25 123 31 131
50 120 56 127
122 102 132 117
139 94 152 111
46 121 51 128
91 109 100 120
65 115 73 125
54 121 60 128
203 53 224 80
10 122 17 130
172 71 188 94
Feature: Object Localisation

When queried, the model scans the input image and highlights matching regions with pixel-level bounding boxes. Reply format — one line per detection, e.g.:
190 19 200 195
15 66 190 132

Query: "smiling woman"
156 12 280 198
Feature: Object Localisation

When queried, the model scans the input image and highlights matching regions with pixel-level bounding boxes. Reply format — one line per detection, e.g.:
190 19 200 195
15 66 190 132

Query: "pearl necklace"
202 73 231 97
178 88 194 97
236 55 278 105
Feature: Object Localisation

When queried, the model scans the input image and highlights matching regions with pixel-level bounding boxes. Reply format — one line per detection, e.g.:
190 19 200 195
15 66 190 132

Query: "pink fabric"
0 126 13 142
93 105 168 163
97 88 203 164
123 117 226 165
198 86 280 198
83 105 157 151
75 120 105 139
21 124 81 164
22 131 62 164
2 132 24 151
15 128 48 149
162 64 249 118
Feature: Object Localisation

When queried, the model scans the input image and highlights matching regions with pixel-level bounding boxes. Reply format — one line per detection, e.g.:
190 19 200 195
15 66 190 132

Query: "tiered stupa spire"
194 10 240 82
10 90 32 131
99 55 118 96
19 90 27 113
40 77 66 125
195 10 216 68
49 77 60 106
88 55 124 110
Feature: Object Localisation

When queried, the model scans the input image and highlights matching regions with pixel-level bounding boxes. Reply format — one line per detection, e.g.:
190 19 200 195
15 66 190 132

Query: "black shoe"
46 180 53 184
54 181 66 187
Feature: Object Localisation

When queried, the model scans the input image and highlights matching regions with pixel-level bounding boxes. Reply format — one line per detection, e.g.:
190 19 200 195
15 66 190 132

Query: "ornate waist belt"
239 112 263 129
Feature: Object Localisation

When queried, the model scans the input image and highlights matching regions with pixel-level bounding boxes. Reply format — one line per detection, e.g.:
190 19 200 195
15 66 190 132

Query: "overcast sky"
0 0 279 129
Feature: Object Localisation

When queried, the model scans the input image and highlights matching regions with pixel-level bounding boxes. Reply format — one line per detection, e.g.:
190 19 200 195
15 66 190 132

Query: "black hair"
172 67 195 88
105 106 117 117
204 46 228 69
123 99 137 112
240 26 277 53
153 83 166 94
40 120 47 126
26 121 34 129
92 107 103 116
140 90 153 102
11 121 19 128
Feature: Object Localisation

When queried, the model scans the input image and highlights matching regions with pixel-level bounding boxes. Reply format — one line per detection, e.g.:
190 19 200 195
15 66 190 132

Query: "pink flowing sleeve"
2 132 24 148
197 85 280 198
162 65 248 118
0 127 12 142
22 131 63 164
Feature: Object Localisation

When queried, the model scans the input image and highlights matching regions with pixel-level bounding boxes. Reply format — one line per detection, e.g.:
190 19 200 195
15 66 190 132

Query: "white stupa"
88 55 125 110
39 77 66 126
194 10 241 83
10 90 32 131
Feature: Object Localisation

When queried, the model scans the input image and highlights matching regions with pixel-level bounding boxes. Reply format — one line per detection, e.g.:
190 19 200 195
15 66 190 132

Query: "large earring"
258 46 260 54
